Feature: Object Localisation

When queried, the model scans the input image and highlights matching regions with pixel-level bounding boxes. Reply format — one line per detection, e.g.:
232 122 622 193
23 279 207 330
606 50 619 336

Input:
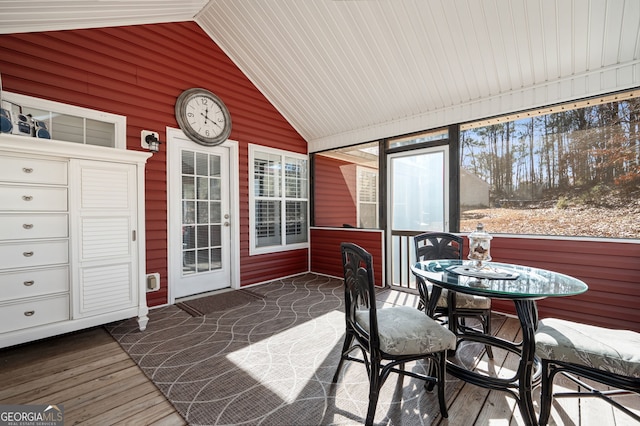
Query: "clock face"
175 88 232 146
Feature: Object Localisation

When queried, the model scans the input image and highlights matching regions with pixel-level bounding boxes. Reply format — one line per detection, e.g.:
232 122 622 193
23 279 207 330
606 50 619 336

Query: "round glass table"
411 259 588 426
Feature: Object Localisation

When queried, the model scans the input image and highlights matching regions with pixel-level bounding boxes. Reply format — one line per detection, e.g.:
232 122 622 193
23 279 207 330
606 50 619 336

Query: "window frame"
2 91 126 149
356 165 379 228
249 144 309 255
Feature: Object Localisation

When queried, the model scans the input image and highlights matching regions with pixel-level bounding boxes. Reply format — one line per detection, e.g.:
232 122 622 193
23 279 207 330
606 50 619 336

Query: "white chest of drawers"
0 134 151 348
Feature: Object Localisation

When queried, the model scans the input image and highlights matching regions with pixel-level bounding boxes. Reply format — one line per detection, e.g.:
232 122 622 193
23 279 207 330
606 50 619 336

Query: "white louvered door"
70 160 138 318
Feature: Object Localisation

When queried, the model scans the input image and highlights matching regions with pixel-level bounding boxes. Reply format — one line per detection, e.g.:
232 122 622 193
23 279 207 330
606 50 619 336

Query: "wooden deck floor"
0 318 638 425
0 327 184 426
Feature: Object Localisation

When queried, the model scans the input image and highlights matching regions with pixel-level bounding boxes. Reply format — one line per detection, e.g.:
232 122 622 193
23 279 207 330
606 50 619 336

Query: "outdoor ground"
460 204 640 239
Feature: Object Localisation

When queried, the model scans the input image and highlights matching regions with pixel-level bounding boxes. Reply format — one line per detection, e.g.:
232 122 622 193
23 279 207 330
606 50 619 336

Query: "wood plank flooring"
0 327 184 426
0 318 638 425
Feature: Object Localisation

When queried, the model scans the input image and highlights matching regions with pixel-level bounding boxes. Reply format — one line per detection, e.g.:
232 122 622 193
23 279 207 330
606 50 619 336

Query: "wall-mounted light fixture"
141 130 161 153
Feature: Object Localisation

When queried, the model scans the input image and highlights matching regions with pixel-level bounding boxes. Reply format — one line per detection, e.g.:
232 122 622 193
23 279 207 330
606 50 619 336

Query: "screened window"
387 128 447 150
250 145 308 254
313 141 380 229
460 90 640 239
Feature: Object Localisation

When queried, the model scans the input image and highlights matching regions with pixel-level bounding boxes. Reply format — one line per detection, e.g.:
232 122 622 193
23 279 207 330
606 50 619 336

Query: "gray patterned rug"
105 273 473 425
176 289 265 317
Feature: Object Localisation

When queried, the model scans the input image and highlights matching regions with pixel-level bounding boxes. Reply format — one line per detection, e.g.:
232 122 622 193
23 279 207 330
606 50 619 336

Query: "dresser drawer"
0 240 69 269
0 156 67 185
0 186 68 211
0 214 68 241
0 266 69 301
0 294 69 333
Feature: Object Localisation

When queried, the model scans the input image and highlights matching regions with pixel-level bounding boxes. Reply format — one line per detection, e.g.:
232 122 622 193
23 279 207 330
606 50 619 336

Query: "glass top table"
411 259 588 426
411 259 588 299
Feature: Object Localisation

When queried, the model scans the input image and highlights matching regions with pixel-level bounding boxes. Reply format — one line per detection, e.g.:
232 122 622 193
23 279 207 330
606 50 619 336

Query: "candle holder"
468 223 492 270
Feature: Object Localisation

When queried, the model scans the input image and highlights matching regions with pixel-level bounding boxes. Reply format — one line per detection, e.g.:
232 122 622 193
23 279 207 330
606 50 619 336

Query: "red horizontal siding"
486 237 640 331
241 249 309 285
314 156 357 227
310 228 384 286
0 22 308 306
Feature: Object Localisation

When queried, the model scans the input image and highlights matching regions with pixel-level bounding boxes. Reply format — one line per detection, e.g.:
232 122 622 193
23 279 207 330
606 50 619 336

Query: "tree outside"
460 93 640 239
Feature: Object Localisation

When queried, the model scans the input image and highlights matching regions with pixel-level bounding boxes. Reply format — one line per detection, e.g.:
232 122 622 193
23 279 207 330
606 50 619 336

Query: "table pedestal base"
446 300 541 426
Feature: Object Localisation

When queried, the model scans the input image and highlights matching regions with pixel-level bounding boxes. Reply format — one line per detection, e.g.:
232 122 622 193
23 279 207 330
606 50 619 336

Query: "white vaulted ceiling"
1 0 639 152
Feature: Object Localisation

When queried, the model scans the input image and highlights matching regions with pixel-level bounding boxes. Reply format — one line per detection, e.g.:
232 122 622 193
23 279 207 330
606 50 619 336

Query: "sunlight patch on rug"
226 309 344 402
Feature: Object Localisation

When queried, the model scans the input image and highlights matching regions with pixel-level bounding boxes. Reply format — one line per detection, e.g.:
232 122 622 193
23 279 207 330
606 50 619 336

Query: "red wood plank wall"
1 24 637 333
311 228 639 331
310 228 384 286
314 156 357 227
487 237 640 331
0 22 308 306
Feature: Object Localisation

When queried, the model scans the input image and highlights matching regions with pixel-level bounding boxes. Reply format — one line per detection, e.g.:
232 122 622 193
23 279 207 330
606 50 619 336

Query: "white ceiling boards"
2 0 639 151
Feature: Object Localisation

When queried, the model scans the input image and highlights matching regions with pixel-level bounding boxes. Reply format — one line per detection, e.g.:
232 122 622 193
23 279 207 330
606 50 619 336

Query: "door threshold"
175 287 233 303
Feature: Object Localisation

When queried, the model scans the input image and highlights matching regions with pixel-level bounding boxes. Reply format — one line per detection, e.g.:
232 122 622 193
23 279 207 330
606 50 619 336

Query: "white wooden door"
168 133 232 299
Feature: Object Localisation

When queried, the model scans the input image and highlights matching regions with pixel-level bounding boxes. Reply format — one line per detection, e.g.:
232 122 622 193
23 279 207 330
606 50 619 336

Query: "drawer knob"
23 223 34 229
22 167 34 174
23 280 35 286
22 195 33 201
23 251 34 257
24 310 35 317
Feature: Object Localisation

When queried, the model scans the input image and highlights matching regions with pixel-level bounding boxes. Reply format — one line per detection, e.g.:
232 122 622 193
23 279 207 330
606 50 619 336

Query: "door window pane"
210 202 221 223
391 150 446 232
182 151 195 174
182 176 195 199
181 149 224 274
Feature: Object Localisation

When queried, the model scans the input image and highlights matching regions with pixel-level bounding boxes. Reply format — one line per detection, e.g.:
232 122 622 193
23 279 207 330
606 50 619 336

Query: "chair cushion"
437 288 491 309
424 283 490 309
535 318 640 378
356 306 456 356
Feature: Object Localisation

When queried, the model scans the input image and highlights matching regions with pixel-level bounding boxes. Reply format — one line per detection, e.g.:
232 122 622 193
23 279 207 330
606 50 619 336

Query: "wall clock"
175 88 232 146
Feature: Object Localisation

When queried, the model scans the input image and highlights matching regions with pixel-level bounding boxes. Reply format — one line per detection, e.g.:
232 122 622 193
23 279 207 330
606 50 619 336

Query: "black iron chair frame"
333 242 450 425
413 232 494 358
539 359 640 425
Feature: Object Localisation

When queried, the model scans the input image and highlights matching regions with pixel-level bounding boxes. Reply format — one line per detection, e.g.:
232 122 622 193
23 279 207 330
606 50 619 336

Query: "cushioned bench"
535 318 640 425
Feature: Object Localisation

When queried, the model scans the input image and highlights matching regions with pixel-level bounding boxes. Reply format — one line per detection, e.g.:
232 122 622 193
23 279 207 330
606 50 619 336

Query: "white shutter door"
71 160 138 317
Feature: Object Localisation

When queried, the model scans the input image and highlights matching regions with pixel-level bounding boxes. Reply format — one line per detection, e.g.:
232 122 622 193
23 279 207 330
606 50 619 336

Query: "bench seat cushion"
535 318 640 378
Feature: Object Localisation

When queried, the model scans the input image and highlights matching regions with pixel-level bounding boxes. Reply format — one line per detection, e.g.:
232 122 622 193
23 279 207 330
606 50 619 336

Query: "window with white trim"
1 91 126 148
357 166 379 228
249 144 308 254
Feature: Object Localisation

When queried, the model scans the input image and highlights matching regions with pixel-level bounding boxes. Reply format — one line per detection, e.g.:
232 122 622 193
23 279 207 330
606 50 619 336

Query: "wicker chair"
535 318 640 425
413 232 493 358
333 242 456 425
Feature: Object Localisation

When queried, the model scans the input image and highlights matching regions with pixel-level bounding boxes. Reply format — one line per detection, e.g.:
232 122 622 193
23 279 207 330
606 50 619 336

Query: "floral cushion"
424 283 491 309
535 318 640 378
356 306 456 356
